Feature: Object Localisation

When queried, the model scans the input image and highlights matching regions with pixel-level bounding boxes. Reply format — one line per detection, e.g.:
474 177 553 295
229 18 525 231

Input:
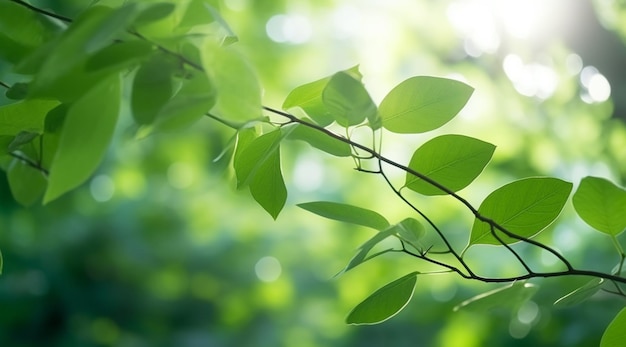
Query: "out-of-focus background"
1 0 626 346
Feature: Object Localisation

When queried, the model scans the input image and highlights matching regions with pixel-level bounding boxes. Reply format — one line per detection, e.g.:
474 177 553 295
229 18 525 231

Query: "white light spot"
447 2 500 56
266 14 312 44
293 157 324 192
504 55 558 99
566 54 583 75
255 256 282 282
517 300 539 324
580 66 599 88
332 5 360 39
167 162 194 189
496 0 542 39
90 175 115 202
588 73 611 102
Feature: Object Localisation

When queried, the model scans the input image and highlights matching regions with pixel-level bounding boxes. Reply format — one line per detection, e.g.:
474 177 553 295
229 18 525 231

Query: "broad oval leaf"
249 145 286 220
283 77 334 126
322 71 378 127
297 201 390 230
469 177 572 246
282 66 363 127
131 55 174 125
44 76 121 203
453 282 538 312
234 129 290 219
202 43 261 121
405 134 495 195
346 272 418 325
573 176 626 236
85 40 153 72
380 76 473 134
285 122 352 157
601 307 626 347
554 278 603 307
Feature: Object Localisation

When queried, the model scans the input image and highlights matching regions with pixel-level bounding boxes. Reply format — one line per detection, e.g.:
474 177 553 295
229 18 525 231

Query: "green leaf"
134 2 176 25
131 55 174 125
286 122 351 157
202 44 261 121
283 77 334 126
392 218 426 250
30 5 138 93
204 3 238 45
85 40 154 72
380 76 473 134
5 83 29 100
7 158 47 206
297 201 390 230
7 131 39 152
554 278 603 307
322 71 377 127
346 272 418 325
152 71 216 132
235 129 277 185
469 177 572 246
453 282 538 312
234 129 289 218
0 99 59 136
601 307 626 347
405 134 495 195
282 66 362 127
249 147 286 219
573 176 626 236
44 76 121 203
0 1 49 47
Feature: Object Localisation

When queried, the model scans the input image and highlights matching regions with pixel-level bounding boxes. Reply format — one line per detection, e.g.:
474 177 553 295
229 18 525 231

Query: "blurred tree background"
1 0 626 346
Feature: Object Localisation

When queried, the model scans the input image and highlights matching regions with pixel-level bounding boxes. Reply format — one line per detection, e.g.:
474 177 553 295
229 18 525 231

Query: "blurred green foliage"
2 0 626 346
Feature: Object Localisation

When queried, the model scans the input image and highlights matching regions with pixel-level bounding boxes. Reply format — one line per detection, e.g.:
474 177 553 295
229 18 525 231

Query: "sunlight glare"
255 256 282 282
90 175 115 202
266 14 312 44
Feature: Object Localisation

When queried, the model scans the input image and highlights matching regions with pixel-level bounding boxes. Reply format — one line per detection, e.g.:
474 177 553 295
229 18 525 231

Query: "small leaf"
297 201 390 230
249 148 286 219
134 2 176 25
44 75 121 203
5 83 29 100
573 176 626 236
469 177 572 246
85 40 153 72
405 134 495 195
234 129 282 188
392 218 425 250
601 307 626 347
346 272 418 325
283 77 334 126
282 66 362 127
453 282 538 312
234 129 290 218
131 55 174 125
380 76 473 134
286 122 352 157
322 71 377 127
7 131 39 152
554 278 603 307
7 158 47 206
202 43 261 121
